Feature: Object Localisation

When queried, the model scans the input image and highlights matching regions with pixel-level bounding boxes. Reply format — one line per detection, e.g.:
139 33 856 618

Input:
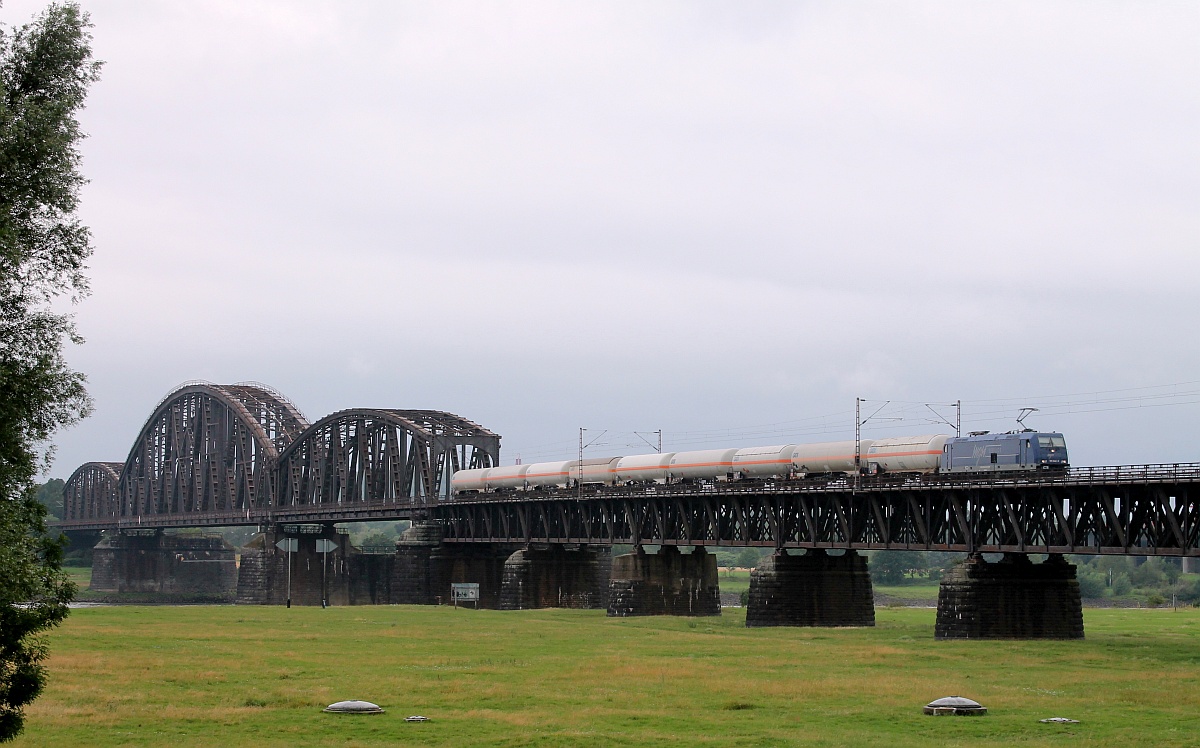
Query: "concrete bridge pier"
935 553 1084 639
91 529 237 600
499 545 612 610
607 545 720 617
745 549 875 627
235 525 354 606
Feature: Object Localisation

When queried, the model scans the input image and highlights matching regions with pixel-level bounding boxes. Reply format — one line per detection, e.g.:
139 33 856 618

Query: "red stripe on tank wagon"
617 461 734 473
734 459 793 466
867 449 940 458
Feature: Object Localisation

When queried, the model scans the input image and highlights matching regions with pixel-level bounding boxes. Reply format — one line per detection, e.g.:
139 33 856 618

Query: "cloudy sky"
7 1 1197 475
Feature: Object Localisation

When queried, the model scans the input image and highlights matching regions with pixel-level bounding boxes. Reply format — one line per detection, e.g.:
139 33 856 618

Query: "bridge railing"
445 462 1200 504
1063 463 1200 484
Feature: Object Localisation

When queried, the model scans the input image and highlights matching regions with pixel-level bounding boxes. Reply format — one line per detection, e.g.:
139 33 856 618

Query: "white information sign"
275 538 298 553
315 539 337 554
451 583 480 608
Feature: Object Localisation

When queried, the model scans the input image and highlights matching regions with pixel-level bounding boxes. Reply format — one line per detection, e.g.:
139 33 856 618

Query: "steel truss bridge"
61 381 500 530
59 382 1200 557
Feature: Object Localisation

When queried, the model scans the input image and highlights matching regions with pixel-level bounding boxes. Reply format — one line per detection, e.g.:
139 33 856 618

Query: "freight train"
450 430 1068 494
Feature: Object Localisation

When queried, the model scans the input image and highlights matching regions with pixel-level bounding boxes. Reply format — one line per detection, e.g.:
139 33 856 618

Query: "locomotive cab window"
990 453 998 464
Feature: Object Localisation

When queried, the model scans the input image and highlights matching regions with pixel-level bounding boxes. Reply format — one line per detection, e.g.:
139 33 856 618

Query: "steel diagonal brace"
946 491 972 552
1098 490 1128 550
799 495 817 543
998 489 1025 551
905 492 930 547
1155 487 1186 550
868 494 887 546
833 495 851 544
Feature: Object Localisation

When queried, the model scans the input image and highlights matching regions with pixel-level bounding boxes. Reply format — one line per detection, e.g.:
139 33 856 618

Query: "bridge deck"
56 463 1200 557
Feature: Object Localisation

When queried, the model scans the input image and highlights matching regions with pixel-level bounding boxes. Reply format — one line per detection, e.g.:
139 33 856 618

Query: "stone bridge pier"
500 544 612 610
90 529 237 600
745 549 875 627
392 523 612 609
236 524 354 606
607 545 721 617
391 522 515 607
935 553 1084 639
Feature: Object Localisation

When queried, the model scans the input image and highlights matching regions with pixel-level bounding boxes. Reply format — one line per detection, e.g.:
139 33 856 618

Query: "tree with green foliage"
1111 572 1133 597
869 550 924 585
0 2 100 741
1076 567 1107 599
33 478 62 520
734 547 761 569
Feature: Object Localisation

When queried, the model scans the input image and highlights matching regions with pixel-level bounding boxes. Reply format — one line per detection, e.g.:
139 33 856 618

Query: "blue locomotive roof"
952 431 1063 443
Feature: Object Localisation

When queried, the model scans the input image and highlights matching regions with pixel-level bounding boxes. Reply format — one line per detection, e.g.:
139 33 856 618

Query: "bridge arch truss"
63 461 123 522
117 382 312 521
276 409 500 513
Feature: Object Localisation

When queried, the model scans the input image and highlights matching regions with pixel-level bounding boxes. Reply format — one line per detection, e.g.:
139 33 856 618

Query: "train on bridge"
451 430 1069 493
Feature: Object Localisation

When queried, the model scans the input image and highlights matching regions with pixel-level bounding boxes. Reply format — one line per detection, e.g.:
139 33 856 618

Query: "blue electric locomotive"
940 431 1068 473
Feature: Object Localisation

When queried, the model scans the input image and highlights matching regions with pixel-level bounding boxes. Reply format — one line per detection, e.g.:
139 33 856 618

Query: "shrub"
1112 573 1133 596
1076 568 1107 598
1130 558 1167 588
735 548 761 569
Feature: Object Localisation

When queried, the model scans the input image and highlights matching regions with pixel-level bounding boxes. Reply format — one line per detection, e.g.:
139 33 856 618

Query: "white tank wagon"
864 434 949 473
668 448 739 480
482 464 530 489
449 430 1069 494
451 467 492 493
523 460 574 488
790 439 872 476
613 452 676 482
576 456 622 486
732 444 798 477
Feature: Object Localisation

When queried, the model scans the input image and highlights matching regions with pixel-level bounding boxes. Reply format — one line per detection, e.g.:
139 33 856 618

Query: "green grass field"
64 565 91 589
716 569 751 593
874 584 940 601
14 605 1200 747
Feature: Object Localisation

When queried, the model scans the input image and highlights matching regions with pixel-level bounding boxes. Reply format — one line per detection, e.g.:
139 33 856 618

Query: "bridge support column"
607 546 720 617
392 522 445 605
235 525 353 606
745 549 875 627
392 522 513 607
499 545 612 610
935 553 1084 639
91 530 237 601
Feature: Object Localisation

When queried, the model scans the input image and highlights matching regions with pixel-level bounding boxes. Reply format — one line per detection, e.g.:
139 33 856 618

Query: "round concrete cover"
927 697 983 709
924 696 986 716
323 700 384 714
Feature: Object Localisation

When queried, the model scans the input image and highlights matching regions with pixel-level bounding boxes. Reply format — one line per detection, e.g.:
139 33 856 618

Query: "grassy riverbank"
15 605 1200 747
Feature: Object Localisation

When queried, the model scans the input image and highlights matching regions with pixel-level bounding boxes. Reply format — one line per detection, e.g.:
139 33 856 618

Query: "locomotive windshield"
1038 436 1066 448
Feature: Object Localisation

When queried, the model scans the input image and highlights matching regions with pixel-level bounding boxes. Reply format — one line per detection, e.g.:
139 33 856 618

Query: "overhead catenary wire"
503 381 1200 464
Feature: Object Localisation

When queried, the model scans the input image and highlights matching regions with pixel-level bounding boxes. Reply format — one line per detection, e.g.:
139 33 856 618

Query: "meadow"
14 603 1200 747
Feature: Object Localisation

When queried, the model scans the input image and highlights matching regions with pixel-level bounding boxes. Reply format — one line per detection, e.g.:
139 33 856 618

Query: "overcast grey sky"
7 1 1198 475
